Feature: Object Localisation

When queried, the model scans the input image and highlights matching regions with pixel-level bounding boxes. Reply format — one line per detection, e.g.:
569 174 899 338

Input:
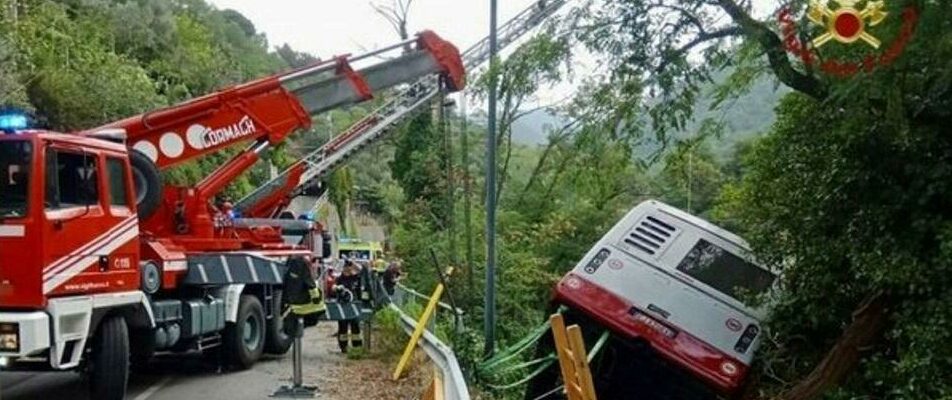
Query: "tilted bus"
527 200 776 399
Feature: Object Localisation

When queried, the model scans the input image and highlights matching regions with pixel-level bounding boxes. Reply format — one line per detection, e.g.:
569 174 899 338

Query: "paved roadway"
0 325 340 400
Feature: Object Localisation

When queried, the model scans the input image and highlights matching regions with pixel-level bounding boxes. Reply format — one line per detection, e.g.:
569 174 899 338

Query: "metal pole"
292 327 303 387
461 96 475 293
484 0 499 357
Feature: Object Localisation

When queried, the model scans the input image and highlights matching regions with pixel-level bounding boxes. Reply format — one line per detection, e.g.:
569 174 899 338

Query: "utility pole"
484 0 499 357
440 89 457 268
461 96 474 293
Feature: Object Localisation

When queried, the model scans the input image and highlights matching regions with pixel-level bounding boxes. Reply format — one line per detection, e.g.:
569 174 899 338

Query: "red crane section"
81 31 464 251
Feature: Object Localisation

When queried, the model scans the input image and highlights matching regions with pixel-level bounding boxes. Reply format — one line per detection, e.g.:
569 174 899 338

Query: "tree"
572 0 952 398
472 33 569 211
327 166 355 236
371 0 413 51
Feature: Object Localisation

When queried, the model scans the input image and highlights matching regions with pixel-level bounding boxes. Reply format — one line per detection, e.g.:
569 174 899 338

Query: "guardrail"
394 283 465 328
389 283 468 400
389 303 471 400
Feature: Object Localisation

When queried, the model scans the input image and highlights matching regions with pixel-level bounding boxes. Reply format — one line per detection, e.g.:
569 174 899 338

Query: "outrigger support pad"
271 317 317 399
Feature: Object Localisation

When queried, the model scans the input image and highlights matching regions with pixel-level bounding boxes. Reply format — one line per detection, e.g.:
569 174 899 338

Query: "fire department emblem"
778 0 919 77
807 0 888 48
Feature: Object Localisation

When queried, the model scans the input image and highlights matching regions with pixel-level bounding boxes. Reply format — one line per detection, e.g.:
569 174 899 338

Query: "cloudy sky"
206 0 544 60
206 0 778 109
206 0 779 60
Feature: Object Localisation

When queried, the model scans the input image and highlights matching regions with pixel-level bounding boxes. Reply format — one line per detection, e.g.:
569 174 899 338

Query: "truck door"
42 148 138 296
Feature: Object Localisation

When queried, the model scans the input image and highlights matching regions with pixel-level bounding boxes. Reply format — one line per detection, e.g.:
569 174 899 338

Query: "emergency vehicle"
0 32 464 400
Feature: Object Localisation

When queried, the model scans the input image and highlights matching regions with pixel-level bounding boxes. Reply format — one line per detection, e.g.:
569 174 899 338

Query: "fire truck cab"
0 129 158 390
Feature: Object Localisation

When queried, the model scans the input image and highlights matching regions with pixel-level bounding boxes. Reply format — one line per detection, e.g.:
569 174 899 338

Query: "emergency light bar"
0 113 28 133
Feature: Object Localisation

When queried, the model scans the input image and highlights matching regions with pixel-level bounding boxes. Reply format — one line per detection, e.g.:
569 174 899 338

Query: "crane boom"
88 31 463 170
237 0 566 217
82 31 463 246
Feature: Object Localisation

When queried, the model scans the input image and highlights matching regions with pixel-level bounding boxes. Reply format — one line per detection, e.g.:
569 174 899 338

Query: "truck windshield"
0 140 32 218
676 239 776 302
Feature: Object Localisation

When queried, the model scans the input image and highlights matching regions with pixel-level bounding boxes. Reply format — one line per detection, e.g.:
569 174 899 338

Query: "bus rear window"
676 239 775 300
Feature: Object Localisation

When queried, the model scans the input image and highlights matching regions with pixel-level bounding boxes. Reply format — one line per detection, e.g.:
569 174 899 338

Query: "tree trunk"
777 292 890 400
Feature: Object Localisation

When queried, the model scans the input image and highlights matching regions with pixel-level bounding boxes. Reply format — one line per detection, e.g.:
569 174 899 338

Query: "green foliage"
571 0 952 397
328 166 355 235
390 112 444 208
2 0 303 200
11 1 164 129
655 140 726 218
719 91 952 398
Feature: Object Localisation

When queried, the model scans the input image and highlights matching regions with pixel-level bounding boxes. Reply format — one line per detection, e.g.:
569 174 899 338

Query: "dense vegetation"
373 1 952 399
0 0 324 199
3 0 950 399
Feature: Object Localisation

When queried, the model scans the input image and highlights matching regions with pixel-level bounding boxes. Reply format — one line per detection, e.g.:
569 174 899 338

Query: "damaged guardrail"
388 302 470 400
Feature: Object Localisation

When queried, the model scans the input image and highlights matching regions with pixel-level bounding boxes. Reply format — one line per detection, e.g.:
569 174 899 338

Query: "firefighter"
382 259 402 296
372 251 387 275
282 256 325 334
333 260 364 352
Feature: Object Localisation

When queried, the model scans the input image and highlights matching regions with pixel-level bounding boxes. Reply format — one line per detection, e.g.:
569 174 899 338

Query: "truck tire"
223 295 265 369
89 316 129 400
130 149 163 219
264 290 293 355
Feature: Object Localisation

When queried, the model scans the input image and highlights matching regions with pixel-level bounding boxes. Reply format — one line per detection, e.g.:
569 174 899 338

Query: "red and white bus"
528 200 776 399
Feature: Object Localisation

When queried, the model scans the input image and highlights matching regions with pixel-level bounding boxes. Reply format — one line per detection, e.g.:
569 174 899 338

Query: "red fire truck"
527 200 777 399
0 32 463 400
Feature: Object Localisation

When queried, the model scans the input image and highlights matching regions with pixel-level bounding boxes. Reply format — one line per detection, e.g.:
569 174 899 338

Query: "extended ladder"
236 0 567 217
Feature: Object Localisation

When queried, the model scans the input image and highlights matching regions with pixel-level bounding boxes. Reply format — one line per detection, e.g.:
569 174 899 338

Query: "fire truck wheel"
130 149 163 219
130 328 155 372
264 291 293 355
89 316 129 400
224 295 265 369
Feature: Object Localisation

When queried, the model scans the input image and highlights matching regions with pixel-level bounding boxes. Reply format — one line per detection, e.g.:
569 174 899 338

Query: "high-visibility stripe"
43 226 139 294
42 217 137 277
43 219 138 281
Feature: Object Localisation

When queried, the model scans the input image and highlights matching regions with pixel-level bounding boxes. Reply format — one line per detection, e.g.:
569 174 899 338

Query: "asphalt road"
0 326 337 400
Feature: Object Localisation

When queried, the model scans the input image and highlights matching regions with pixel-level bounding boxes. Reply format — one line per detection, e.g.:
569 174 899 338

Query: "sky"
206 0 544 60
205 0 779 60
206 0 779 109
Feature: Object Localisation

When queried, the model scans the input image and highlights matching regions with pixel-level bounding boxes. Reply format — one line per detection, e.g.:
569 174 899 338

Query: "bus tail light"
720 361 739 376
734 324 760 354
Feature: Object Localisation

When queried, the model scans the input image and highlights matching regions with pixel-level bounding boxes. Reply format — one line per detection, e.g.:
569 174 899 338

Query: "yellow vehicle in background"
337 237 384 263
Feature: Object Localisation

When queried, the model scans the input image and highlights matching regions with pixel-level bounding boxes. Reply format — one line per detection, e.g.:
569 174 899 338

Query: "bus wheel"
224 295 265 369
89 316 129 400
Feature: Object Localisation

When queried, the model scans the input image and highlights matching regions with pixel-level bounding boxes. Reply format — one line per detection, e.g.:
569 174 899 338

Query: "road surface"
0 322 417 400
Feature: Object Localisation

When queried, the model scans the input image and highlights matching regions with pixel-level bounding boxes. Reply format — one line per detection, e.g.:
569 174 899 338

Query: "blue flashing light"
0 113 29 133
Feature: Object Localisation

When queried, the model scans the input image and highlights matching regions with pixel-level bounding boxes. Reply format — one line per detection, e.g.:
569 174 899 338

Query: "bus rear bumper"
553 273 747 395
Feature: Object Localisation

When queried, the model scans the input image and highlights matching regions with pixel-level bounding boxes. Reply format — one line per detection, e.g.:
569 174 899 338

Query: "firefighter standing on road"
334 260 364 352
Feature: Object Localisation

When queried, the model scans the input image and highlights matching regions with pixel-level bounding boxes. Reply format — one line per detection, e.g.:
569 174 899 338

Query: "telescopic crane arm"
83 31 464 245
237 0 566 218
90 31 463 170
